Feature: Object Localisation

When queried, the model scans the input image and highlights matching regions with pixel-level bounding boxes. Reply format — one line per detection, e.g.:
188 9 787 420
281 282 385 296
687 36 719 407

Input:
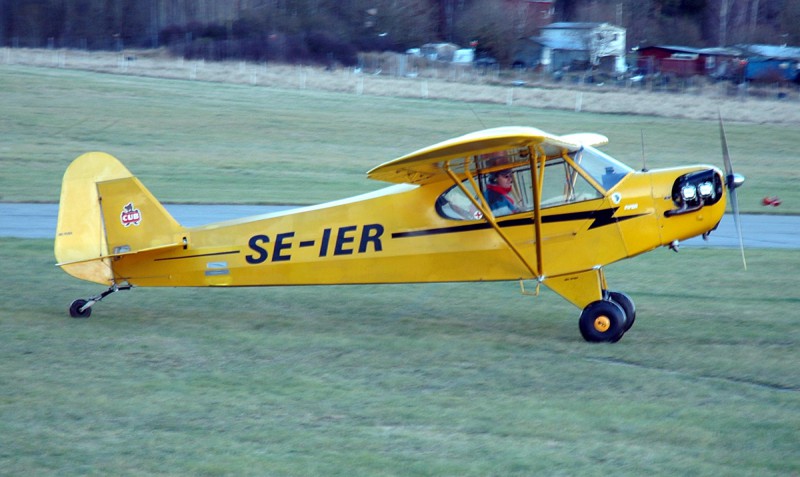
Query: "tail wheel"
608 291 636 332
69 299 92 318
579 300 626 343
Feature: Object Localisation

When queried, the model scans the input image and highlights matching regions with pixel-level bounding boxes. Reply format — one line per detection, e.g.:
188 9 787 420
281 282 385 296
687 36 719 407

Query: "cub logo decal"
120 202 142 227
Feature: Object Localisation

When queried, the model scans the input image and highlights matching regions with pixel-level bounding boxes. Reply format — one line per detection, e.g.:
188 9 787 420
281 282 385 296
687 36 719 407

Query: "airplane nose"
664 168 724 217
727 173 745 190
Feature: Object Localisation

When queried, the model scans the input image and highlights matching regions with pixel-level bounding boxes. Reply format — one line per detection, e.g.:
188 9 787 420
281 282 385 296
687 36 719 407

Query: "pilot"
484 169 519 216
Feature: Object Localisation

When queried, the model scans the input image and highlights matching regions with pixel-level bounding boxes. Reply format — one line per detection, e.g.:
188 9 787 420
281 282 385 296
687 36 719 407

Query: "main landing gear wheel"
607 291 636 332
579 300 627 343
69 299 92 318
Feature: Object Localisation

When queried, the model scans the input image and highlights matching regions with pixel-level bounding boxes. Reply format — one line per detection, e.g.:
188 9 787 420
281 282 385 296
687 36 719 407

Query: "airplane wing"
367 127 608 184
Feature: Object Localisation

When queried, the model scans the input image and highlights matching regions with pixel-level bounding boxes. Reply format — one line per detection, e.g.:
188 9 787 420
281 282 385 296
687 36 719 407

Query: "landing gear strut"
578 291 636 342
68 284 131 318
607 291 636 332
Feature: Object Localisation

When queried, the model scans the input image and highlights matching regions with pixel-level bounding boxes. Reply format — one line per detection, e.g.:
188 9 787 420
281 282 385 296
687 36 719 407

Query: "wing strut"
444 161 542 281
529 145 545 278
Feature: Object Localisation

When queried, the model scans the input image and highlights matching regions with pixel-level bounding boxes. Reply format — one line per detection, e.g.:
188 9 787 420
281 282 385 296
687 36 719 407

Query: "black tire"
579 300 626 343
608 291 636 332
69 299 92 318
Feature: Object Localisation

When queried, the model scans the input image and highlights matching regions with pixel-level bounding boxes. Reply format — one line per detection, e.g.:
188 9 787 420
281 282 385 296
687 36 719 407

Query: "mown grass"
2 64 798 475
1 64 799 212
1 238 798 476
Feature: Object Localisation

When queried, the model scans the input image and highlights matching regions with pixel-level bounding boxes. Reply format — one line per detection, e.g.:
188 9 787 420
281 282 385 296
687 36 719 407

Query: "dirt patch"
4 47 798 125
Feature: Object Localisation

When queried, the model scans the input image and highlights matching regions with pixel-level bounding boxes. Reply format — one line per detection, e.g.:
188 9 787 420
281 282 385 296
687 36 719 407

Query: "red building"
635 45 743 79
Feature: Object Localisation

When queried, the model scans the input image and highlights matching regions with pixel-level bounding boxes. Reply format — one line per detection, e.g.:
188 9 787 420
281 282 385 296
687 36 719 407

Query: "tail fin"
55 152 184 285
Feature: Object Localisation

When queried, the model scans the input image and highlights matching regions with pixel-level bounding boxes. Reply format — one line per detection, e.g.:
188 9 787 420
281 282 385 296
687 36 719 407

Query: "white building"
514 22 627 73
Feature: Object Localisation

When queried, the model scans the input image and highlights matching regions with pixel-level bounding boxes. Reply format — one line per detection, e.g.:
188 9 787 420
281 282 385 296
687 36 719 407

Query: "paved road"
0 203 297 239
1 203 797 249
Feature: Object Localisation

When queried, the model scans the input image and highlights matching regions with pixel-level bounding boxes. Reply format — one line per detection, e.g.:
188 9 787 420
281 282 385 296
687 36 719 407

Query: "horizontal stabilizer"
55 241 184 268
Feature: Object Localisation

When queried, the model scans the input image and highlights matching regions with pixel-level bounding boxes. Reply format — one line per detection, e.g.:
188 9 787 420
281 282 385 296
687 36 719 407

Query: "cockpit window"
436 146 618 221
569 146 633 191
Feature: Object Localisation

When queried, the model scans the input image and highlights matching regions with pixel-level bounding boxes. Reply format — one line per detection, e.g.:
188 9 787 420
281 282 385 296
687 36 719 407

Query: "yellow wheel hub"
594 315 611 333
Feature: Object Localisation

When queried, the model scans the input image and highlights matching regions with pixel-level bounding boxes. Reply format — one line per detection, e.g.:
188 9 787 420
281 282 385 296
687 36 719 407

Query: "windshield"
569 146 633 191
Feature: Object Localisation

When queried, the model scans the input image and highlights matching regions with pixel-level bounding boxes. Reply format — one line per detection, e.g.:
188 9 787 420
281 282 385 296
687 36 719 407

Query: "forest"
2 0 799 66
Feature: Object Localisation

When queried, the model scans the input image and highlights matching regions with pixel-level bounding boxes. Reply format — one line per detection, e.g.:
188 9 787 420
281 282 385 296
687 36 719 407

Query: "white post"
575 92 583 112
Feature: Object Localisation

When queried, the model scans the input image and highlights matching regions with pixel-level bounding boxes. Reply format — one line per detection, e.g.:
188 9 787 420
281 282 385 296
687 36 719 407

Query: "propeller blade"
718 111 733 181
718 111 747 270
728 185 747 271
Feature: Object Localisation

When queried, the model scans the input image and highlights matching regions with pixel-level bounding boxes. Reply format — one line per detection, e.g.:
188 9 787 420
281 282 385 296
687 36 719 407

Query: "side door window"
479 166 534 217
539 158 602 208
436 164 534 221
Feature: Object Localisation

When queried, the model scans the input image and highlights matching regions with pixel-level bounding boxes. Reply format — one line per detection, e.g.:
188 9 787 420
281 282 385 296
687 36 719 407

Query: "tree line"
1 0 798 66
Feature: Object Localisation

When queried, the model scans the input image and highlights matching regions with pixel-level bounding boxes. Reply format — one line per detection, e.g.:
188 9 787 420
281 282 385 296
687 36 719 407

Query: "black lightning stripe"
392 208 648 239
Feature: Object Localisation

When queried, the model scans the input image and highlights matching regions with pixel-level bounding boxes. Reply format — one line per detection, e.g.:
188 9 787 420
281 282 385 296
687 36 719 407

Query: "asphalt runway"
1 203 797 249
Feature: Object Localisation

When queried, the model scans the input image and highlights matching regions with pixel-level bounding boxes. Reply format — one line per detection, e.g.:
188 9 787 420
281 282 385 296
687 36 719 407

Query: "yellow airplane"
55 121 744 342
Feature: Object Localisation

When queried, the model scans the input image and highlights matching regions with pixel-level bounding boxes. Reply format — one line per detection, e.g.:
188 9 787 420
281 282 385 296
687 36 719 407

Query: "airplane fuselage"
108 165 726 309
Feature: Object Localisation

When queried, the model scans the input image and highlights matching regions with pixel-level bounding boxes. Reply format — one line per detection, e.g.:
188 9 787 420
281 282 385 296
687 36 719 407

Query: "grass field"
1 238 798 476
1 61 799 475
1 63 799 212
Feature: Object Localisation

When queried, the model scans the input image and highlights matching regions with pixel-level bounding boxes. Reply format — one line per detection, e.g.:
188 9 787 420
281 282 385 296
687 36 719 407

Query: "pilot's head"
489 170 513 185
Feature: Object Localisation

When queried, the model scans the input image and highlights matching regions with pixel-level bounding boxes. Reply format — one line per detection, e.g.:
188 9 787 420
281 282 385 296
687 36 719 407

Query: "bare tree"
2 0 797 63
780 0 800 44
455 0 519 64
372 0 437 47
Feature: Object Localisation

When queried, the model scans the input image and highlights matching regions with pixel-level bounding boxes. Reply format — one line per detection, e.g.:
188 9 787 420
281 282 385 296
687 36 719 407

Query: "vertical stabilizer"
55 152 182 285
